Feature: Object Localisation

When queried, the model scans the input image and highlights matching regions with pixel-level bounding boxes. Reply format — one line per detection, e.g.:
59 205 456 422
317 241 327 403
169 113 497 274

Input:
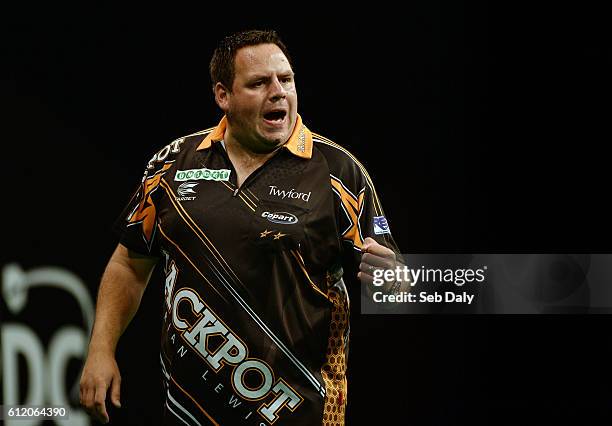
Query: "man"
80 30 404 425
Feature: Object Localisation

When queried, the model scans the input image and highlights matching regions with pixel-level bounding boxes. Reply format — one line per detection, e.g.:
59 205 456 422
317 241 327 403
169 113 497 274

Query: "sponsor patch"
268 185 311 202
175 168 231 182
175 182 198 201
177 182 198 196
373 216 391 235
262 211 298 225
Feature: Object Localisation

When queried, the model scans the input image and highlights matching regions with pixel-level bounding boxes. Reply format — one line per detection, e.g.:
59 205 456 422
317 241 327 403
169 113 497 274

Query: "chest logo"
268 185 311 202
176 182 198 201
175 168 231 182
262 211 298 225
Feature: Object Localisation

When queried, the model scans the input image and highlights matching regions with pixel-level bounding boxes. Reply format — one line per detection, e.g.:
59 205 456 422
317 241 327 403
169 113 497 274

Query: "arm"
79 243 158 424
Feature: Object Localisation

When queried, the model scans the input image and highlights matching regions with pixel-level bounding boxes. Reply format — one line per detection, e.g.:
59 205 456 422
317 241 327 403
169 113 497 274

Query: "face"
216 43 298 152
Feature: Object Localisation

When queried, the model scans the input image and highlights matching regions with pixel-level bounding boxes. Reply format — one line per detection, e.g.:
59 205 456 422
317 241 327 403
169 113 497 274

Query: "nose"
269 76 286 102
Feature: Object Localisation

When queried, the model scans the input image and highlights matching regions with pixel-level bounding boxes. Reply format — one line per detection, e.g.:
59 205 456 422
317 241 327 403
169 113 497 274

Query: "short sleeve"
113 143 179 257
113 176 162 257
333 162 402 278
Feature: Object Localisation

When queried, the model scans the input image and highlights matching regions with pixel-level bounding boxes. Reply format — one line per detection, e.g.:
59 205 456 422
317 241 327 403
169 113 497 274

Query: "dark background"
2 3 611 425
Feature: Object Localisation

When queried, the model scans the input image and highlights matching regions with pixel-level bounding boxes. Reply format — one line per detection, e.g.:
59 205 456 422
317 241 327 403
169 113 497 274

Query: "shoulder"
141 127 215 179
311 132 373 191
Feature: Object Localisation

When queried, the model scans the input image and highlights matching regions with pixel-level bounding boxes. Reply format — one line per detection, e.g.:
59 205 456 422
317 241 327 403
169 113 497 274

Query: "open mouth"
263 110 287 123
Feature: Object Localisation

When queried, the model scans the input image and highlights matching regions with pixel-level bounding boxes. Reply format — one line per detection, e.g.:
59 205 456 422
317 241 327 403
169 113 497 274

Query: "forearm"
88 245 157 354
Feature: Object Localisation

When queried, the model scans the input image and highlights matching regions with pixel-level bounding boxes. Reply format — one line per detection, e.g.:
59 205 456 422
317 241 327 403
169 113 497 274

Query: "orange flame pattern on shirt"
331 177 365 249
127 163 172 244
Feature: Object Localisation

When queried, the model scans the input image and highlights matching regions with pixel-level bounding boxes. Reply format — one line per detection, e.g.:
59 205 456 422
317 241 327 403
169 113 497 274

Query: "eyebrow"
247 71 295 81
247 75 269 81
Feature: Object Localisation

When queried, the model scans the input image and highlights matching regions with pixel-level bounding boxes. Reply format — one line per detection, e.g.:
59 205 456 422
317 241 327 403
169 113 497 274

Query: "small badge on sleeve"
373 216 391 235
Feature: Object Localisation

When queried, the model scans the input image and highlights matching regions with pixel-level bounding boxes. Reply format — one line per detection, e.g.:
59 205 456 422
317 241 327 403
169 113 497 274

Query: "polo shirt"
116 114 401 425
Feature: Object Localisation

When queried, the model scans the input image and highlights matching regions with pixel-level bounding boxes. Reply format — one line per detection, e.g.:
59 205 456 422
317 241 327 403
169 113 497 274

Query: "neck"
224 136 279 168
227 139 278 170
223 132 281 188
223 126 282 168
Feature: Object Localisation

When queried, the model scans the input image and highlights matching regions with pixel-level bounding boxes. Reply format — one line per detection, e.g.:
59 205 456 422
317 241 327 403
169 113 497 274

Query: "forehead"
234 43 292 77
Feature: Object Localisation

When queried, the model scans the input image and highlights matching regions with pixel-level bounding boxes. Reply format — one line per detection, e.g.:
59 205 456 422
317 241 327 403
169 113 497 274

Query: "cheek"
228 107 251 127
234 97 261 117
288 92 298 108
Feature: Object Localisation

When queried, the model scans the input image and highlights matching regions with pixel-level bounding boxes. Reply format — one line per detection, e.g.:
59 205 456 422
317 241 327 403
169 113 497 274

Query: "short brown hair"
209 30 293 92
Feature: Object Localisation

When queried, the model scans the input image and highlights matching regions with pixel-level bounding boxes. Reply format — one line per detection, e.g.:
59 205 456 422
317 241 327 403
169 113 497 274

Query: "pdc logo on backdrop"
1 263 94 426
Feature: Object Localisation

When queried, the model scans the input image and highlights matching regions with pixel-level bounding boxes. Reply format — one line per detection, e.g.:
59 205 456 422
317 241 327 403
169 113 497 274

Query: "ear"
214 82 230 112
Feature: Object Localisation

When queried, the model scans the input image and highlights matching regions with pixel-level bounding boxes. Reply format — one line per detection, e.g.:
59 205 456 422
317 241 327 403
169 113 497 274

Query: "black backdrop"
2 3 611 425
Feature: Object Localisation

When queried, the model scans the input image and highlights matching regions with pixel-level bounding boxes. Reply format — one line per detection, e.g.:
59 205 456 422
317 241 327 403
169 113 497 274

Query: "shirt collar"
196 114 313 159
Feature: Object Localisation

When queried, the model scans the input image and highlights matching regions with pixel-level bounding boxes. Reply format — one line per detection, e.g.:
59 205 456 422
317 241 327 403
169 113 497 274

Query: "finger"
81 380 95 413
362 237 377 251
361 253 395 269
357 271 374 287
93 382 110 424
359 262 376 275
111 374 122 408
359 262 390 280
363 241 396 260
79 380 85 407
362 237 390 253
362 237 396 261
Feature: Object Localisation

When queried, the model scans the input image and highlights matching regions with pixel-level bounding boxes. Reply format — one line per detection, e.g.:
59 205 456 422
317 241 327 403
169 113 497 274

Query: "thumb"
362 237 376 252
111 375 122 408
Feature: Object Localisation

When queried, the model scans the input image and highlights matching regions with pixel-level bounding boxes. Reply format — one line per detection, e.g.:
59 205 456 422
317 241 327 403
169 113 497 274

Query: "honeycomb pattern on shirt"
321 285 349 426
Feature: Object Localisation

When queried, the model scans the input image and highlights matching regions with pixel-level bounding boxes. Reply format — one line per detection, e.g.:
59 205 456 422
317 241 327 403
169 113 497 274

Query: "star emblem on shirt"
273 232 287 240
260 229 274 238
